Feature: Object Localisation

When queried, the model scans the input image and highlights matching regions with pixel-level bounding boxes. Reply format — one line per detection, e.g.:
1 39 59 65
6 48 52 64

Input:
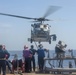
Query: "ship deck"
6 72 76 75
5 56 76 75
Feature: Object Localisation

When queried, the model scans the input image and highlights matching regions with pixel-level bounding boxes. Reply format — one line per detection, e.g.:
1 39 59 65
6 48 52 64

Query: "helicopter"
29 22 56 44
0 6 61 44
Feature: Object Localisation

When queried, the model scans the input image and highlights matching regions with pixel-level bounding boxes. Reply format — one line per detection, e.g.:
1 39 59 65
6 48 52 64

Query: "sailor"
37 44 45 72
23 45 32 73
55 40 67 58
30 45 36 72
2 45 12 73
12 54 18 73
55 41 67 68
0 45 10 75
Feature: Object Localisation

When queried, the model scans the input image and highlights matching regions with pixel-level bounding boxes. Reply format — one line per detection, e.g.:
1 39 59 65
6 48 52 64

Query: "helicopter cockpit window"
40 24 49 31
34 24 40 31
40 25 44 29
34 24 39 28
43 25 49 31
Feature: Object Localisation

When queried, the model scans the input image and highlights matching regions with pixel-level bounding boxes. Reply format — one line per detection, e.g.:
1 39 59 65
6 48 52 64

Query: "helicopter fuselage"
30 23 51 43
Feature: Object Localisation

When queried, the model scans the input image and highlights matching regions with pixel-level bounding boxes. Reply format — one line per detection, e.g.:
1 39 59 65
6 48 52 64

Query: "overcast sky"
0 0 76 50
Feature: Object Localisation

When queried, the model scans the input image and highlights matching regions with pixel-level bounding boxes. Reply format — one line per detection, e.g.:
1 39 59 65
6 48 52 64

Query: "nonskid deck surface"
6 72 52 75
6 73 76 75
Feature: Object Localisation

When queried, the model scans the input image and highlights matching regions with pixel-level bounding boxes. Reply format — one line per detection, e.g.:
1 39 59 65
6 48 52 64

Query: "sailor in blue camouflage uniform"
0 45 10 75
37 44 45 72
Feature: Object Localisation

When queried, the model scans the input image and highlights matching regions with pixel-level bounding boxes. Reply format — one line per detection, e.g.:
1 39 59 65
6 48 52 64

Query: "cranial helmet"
31 45 34 48
24 45 28 49
58 40 62 44
38 44 43 48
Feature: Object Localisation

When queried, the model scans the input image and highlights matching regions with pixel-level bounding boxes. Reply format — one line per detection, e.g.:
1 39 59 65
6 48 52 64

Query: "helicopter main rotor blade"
0 6 61 22
0 13 51 21
0 13 36 20
43 6 61 18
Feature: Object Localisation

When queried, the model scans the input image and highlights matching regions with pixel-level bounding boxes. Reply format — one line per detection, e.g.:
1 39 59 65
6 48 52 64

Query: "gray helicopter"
0 6 61 44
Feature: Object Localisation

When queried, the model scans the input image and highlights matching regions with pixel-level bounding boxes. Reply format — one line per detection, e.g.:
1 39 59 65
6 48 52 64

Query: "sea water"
8 50 76 68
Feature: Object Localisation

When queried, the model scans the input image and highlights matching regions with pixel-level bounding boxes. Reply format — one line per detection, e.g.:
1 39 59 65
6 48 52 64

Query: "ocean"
8 50 76 68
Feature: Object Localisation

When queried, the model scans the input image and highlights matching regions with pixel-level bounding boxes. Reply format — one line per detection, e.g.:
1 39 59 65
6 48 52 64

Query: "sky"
0 0 76 51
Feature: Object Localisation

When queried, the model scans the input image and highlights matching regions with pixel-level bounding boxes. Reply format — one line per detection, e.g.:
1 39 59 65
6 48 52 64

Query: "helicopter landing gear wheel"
49 40 51 44
31 39 33 43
